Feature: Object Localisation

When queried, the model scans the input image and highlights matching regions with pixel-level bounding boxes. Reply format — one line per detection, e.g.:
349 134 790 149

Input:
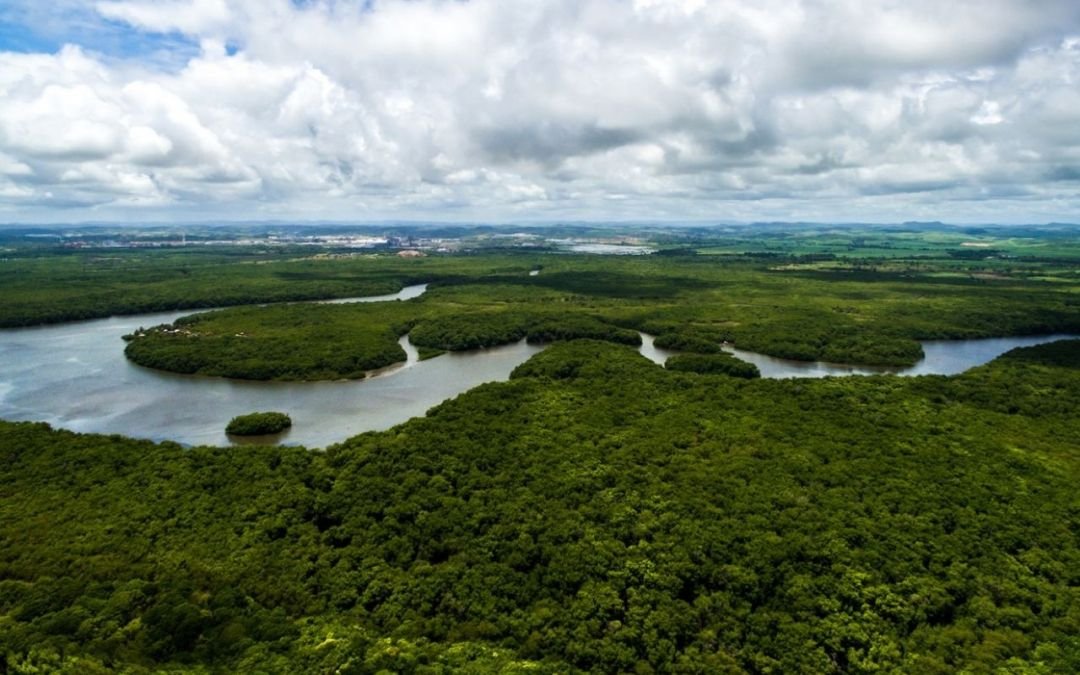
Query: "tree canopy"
2 340 1078 672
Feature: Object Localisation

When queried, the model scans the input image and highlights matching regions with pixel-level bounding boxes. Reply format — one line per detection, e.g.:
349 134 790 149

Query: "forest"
119 255 1079 381
1 228 1079 673
1 339 1078 673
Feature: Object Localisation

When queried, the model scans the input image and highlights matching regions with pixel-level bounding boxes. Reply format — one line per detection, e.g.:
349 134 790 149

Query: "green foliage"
386 309 641 355
128 295 641 380
2 340 1079 672
525 315 641 346
3 232 1080 671
4 244 1079 372
665 353 761 378
124 301 420 380
117 252 1080 380
519 269 711 298
0 422 318 671
226 412 292 436
0 247 559 328
509 339 659 381
409 311 530 352
652 331 724 353
0 250 417 327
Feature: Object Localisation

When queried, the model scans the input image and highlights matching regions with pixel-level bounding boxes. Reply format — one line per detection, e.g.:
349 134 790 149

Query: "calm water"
1 289 1074 448
638 332 1079 378
315 284 428 304
638 333 678 366
0 285 542 448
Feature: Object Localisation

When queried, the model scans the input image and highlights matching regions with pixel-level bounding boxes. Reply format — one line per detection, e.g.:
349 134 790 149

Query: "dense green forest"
0 249 535 328
1 340 1078 672
120 255 1080 380
664 353 761 378
2 229 1079 672
123 301 417 380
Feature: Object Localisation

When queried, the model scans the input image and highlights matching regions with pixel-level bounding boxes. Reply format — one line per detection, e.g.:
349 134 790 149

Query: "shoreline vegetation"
109 255 1077 381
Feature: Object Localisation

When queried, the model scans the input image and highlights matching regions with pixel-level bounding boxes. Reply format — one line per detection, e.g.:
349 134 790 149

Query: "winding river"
0 285 1075 448
0 285 539 448
638 332 1079 376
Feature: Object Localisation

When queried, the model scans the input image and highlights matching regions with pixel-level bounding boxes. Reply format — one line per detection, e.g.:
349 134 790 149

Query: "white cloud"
95 0 233 36
0 0 1078 222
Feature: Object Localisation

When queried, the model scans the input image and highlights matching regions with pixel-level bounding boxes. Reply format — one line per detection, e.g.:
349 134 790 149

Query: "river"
0 285 543 448
0 287 1074 447
638 332 1079 377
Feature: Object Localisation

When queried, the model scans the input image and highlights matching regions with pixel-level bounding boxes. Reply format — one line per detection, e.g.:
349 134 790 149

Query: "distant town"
2 224 659 256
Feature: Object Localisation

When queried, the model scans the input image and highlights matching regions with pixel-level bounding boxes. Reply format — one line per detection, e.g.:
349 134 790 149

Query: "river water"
0 287 1074 447
638 332 1079 377
0 285 543 448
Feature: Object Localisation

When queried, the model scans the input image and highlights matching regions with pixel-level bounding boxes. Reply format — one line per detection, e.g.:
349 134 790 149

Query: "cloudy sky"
1 0 1079 224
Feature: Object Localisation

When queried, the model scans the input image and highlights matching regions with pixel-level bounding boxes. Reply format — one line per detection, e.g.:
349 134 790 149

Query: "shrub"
225 412 292 436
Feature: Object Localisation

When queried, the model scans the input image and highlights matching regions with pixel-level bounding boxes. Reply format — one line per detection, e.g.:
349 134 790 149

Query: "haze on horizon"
1 0 1079 225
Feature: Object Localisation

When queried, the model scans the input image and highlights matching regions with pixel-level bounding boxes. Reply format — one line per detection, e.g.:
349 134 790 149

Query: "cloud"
0 0 1078 222
95 0 234 37
779 0 1080 88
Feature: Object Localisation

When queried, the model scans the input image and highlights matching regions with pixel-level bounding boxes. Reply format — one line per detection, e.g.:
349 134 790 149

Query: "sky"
0 0 1079 225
